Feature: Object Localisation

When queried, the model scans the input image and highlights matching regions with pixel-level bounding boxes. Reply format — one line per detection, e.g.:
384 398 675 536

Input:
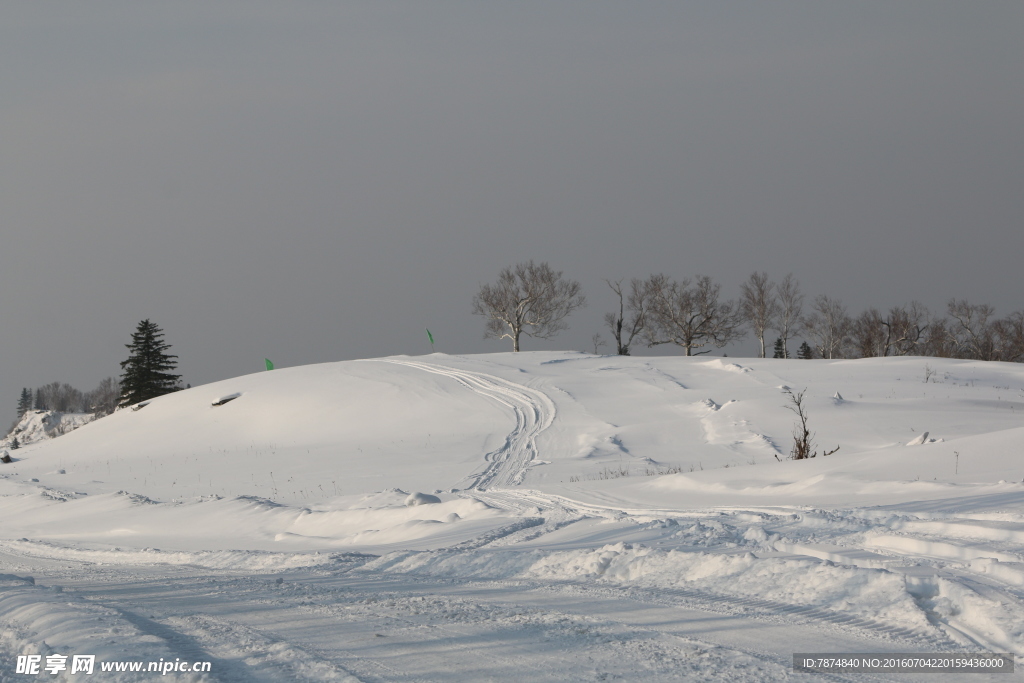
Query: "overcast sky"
2 1 1022 419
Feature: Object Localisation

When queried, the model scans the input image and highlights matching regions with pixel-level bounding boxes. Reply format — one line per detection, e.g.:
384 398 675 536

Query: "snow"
1 410 94 451
404 492 442 506
1 352 1024 680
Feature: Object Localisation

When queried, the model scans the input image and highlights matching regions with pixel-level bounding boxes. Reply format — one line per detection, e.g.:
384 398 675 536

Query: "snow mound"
906 431 942 445
2 410 94 449
699 359 751 373
406 492 442 506
211 392 241 406
696 398 720 411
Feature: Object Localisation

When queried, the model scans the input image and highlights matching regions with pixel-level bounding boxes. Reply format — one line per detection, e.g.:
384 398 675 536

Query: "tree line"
473 261 1024 362
11 267 1024 428
17 379 121 419
14 319 183 428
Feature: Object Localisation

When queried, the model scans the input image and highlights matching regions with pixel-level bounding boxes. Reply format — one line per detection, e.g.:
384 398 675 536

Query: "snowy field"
1 352 1023 681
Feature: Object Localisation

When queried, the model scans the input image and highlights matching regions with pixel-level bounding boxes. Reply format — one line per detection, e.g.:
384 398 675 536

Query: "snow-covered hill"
1 352 1022 681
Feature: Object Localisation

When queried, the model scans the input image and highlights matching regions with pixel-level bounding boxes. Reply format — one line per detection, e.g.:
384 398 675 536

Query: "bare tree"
881 302 929 356
994 311 1024 362
801 295 851 359
27 379 120 417
472 261 585 352
850 308 885 358
86 377 121 417
921 316 955 358
740 272 779 358
36 382 61 412
61 384 84 413
644 274 744 356
603 278 651 356
946 299 997 360
774 274 803 360
32 382 79 413
783 388 839 460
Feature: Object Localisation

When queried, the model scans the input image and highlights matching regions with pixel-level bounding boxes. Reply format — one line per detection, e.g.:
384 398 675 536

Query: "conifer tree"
118 320 181 408
772 337 789 359
17 388 32 416
797 341 814 359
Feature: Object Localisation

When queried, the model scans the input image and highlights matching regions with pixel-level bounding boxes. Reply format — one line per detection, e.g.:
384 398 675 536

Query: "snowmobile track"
369 359 555 489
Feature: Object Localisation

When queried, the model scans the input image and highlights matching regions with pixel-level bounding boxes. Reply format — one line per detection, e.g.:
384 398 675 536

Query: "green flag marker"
265 358 274 371
426 329 435 352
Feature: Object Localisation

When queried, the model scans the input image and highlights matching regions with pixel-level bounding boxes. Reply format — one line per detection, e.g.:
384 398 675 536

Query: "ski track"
38 567 882 683
369 359 555 489
366 358 1024 660
1 503 1019 681
414 486 1024 657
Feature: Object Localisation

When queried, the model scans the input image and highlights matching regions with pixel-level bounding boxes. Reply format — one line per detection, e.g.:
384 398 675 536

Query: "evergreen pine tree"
17 388 32 416
118 319 181 408
34 388 45 411
10 437 19 450
772 337 789 359
797 341 814 359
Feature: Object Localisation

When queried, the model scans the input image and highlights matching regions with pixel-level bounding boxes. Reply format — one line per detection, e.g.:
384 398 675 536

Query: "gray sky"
2 1 1022 419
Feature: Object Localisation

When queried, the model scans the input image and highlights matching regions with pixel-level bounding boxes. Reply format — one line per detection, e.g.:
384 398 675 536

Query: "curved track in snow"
356 359 1024 657
0 545 922 683
369 359 556 490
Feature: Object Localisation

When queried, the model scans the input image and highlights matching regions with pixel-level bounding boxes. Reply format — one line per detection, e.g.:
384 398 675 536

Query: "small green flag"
426 329 435 345
265 358 274 371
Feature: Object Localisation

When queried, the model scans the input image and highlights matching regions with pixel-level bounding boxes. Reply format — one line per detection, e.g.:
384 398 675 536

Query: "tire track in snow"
161 614 365 683
364 360 1001 655
345 573 913 681
98 607 238 682
267 572 847 683
368 359 555 490
373 498 966 653
280 597 546 682
746 506 1024 655
853 522 1024 653
437 575 958 655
